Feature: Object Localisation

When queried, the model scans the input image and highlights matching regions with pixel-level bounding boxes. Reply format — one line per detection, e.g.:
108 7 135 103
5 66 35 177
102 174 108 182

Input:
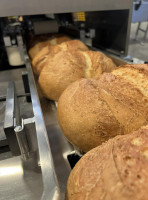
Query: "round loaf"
38 50 85 101
32 40 89 75
38 50 116 101
66 125 148 200
29 40 51 60
28 35 70 60
57 64 148 152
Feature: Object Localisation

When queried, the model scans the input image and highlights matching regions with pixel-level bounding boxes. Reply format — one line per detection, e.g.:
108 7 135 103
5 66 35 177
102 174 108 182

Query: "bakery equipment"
3 21 25 66
0 1 132 199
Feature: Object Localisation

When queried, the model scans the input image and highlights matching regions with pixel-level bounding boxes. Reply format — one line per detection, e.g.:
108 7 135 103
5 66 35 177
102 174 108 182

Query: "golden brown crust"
32 45 61 74
51 35 70 45
32 40 88 75
66 141 113 200
58 78 121 152
80 50 117 79
98 73 148 133
28 35 70 60
38 49 116 100
28 40 51 60
38 51 85 101
66 126 148 200
112 64 148 97
57 64 148 152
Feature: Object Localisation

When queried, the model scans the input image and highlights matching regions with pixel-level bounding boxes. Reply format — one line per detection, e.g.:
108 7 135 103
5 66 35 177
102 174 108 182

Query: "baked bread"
32 40 89 75
29 40 51 60
66 125 148 200
38 50 85 101
28 35 70 60
38 50 116 101
57 64 148 152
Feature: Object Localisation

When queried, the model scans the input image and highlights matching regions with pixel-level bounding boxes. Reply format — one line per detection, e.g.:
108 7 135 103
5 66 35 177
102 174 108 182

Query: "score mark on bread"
66 125 148 200
57 64 148 152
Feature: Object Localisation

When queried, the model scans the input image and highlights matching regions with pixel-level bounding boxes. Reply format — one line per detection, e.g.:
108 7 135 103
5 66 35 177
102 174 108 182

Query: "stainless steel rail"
4 82 15 129
24 53 60 200
0 0 133 17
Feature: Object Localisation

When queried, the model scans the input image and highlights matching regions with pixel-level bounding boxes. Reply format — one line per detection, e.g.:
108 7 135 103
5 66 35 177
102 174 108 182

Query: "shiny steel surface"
0 102 7 146
0 68 43 200
25 56 61 200
0 61 72 199
38 97 73 199
0 156 43 200
14 125 30 160
0 122 7 147
0 0 132 17
4 82 14 128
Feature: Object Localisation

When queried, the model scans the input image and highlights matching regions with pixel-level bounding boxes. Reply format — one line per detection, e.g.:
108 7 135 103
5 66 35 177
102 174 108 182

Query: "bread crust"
66 125 148 200
28 35 70 60
57 64 148 152
57 78 121 152
38 51 85 101
32 40 89 75
38 49 116 100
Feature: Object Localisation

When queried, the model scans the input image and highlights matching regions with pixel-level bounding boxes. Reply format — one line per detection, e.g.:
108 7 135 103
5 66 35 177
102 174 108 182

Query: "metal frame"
24 52 60 200
4 81 21 155
0 0 132 17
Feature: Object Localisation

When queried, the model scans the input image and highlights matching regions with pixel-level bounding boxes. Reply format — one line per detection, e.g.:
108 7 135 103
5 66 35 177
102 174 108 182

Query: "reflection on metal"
0 166 23 176
4 82 21 155
4 82 14 129
0 68 43 200
25 51 61 200
14 124 30 161
0 156 43 200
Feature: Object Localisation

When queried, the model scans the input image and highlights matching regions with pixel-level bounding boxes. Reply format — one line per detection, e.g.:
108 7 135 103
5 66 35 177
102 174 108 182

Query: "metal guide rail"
23 46 130 199
24 50 61 200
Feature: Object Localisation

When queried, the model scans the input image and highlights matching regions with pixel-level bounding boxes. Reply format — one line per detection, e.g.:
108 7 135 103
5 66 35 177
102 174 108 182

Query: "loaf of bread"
57 64 148 152
38 50 116 101
28 35 70 60
29 40 51 60
32 40 89 75
66 125 148 200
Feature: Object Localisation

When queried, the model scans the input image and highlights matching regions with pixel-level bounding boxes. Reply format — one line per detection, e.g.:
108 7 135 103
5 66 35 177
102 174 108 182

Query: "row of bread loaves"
32 39 89 75
28 34 71 60
37 40 116 101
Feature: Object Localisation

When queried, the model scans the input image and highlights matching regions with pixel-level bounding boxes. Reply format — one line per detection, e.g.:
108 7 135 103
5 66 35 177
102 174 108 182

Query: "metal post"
22 71 31 102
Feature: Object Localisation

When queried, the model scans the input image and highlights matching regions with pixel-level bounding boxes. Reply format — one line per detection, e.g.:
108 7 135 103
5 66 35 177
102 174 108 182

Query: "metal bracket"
14 124 30 161
3 81 34 160
22 71 31 102
4 82 21 156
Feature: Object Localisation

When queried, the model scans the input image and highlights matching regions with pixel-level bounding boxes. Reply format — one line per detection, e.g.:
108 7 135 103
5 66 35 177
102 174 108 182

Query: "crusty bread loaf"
32 40 89 75
80 50 116 78
28 35 70 60
38 50 116 101
38 50 85 101
49 35 71 45
66 125 148 200
29 40 51 60
57 64 148 152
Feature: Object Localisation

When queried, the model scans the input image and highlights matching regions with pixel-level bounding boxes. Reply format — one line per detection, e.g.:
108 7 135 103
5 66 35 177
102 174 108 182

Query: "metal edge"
24 52 61 200
4 81 15 129
0 0 133 18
